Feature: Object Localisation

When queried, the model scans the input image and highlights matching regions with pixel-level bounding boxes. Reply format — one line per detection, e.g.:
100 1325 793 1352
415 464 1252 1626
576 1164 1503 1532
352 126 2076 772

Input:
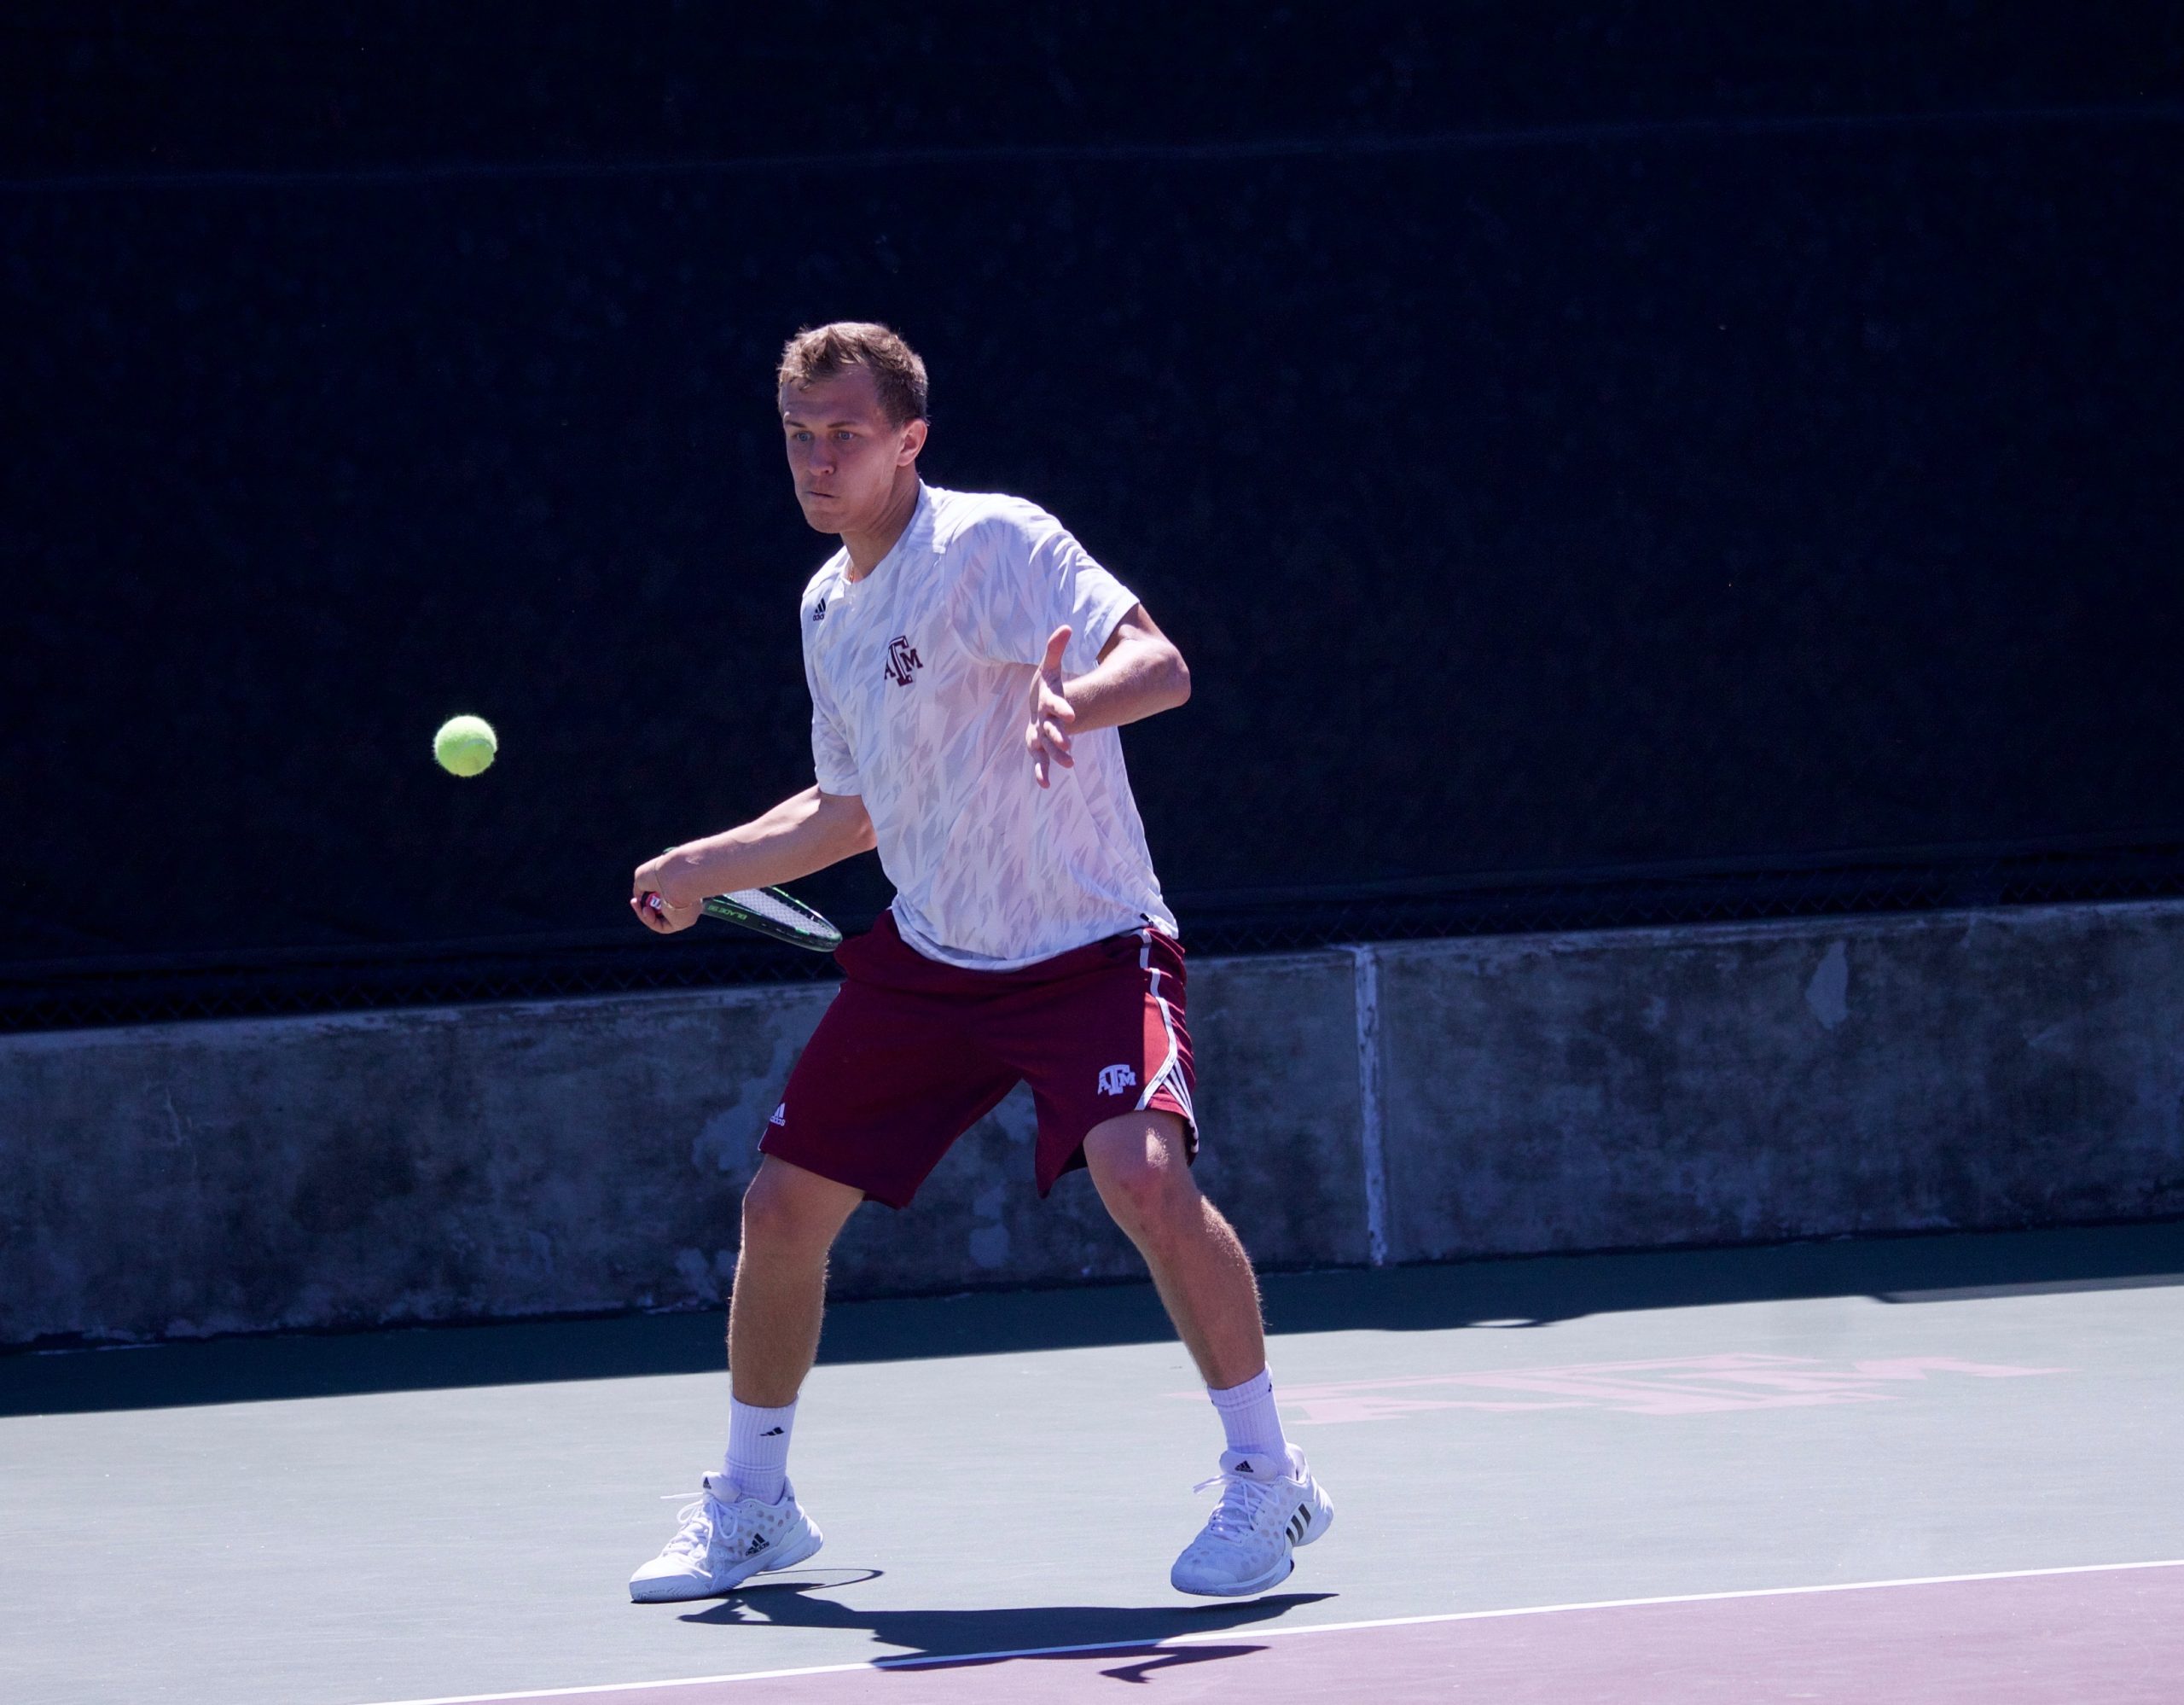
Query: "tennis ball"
433 714 497 777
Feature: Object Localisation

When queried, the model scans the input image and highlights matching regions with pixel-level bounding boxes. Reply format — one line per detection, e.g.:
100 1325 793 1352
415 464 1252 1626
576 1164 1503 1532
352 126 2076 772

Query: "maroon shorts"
758 910 1196 1208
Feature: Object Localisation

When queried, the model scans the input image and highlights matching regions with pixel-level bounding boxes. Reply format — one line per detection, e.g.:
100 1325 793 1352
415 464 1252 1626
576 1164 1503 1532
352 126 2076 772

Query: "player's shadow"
678 1572 1333 1681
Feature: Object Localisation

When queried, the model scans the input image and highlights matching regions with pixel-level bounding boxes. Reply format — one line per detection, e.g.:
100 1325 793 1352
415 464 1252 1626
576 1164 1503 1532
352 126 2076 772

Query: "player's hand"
1025 625 1077 788
631 854 701 934
632 891 700 934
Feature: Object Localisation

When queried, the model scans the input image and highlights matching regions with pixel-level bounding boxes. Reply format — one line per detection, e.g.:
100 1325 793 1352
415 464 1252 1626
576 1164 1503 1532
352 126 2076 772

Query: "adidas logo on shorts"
769 1104 787 1126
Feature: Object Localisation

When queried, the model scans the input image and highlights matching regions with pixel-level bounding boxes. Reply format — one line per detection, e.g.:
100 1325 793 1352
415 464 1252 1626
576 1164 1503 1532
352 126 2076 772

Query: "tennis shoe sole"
629 1524 823 1603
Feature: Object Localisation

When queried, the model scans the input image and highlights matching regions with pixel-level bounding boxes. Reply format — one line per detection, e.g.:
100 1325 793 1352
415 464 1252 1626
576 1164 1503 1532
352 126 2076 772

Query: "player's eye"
834 430 855 442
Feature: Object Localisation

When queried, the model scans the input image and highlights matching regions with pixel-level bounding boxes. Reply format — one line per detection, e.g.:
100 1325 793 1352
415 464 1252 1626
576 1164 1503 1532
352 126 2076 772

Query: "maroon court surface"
484 1564 2179 1704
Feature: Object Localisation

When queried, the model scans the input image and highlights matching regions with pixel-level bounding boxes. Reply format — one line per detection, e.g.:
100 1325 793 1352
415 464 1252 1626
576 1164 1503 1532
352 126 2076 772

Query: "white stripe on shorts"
1135 927 1195 1127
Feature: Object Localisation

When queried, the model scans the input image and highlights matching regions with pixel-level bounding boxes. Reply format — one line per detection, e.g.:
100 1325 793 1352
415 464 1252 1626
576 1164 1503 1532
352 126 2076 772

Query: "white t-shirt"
799 484 1179 969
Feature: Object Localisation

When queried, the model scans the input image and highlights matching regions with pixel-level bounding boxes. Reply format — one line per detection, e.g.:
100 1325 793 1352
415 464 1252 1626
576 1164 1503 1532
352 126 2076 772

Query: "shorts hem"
1032 1088 1198 1198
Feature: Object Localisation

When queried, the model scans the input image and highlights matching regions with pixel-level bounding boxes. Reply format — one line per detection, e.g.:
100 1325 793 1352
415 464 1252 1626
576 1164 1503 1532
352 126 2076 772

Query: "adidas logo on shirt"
811 596 828 622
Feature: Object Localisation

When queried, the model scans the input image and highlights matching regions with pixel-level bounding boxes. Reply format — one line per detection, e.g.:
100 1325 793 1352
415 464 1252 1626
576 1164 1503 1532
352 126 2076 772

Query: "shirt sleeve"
803 636 860 795
968 507 1141 676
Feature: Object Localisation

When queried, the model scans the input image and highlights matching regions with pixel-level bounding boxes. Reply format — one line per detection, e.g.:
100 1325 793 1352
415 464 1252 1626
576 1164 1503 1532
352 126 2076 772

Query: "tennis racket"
645 887 842 952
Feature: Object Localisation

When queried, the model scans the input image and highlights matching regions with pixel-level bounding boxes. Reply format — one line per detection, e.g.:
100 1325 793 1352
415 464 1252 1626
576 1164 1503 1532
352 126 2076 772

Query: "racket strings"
726 888 819 932
706 887 843 949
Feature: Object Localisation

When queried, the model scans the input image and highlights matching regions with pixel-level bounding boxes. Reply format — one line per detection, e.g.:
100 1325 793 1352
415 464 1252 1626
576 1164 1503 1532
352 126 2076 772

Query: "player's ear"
898 416 928 465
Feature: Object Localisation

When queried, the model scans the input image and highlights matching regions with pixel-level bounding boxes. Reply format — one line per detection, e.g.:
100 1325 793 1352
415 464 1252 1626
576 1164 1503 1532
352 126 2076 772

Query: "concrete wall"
1368 903 2184 1262
5 900 2182 1346
0 951 1366 1346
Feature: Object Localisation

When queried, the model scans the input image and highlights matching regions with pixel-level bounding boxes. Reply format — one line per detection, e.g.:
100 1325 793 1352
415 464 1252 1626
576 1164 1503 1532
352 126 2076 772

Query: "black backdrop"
5 4 2181 1012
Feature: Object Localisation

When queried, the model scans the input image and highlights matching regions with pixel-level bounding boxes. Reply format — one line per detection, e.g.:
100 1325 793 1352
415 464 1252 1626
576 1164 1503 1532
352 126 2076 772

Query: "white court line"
353 1557 2184 1705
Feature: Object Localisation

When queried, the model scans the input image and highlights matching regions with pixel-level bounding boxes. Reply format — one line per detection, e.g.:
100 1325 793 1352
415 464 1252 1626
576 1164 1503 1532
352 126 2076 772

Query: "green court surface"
4 1223 2181 1704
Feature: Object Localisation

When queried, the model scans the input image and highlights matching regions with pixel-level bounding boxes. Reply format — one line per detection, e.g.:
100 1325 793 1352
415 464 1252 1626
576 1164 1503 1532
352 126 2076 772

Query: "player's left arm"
1025 605 1190 788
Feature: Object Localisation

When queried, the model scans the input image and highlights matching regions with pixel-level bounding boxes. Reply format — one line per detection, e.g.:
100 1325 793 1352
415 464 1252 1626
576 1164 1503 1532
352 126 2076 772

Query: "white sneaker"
628 1473 823 1603
1170 1444 1333 1597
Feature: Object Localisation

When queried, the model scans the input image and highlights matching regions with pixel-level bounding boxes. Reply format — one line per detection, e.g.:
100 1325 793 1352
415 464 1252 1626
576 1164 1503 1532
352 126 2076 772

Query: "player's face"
781 368 921 535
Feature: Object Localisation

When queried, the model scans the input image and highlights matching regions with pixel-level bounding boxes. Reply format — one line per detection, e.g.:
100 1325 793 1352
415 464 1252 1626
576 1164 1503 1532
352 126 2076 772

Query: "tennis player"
625 322 1331 1602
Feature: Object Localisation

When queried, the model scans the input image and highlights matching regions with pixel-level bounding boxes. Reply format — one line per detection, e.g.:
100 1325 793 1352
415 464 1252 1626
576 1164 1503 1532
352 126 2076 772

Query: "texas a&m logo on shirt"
884 635 923 687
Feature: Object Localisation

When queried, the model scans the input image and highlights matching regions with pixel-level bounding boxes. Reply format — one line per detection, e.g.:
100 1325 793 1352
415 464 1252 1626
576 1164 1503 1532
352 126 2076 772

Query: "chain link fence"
8 836 2181 1034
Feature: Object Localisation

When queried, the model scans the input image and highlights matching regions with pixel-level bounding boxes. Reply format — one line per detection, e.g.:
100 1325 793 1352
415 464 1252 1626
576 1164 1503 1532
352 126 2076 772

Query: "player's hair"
777 322 930 426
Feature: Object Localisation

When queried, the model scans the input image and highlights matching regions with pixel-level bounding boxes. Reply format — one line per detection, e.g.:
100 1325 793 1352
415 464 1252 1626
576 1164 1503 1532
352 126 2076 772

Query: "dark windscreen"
5 6 2180 981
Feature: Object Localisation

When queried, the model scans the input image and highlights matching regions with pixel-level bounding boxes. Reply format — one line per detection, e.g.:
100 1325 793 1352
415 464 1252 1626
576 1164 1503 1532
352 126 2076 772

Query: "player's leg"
1083 1112 1333 1596
1082 1110 1264 1388
728 1155 864 1407
1006 928 1275 1416
632 919 1015 1603
703 1154 864 1526
630 1156 854 1604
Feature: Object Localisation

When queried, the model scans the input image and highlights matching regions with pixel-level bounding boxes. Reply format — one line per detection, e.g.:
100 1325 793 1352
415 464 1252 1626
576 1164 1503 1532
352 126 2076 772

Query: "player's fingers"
1039 716 1072 752
1040 626 1071 676
1036 728 1075 775
1042 688 1077 726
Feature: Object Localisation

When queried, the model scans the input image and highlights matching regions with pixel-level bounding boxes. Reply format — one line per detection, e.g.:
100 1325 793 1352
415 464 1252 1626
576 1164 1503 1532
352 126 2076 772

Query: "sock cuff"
1208 1368 1275 1408
725 1396 798 1504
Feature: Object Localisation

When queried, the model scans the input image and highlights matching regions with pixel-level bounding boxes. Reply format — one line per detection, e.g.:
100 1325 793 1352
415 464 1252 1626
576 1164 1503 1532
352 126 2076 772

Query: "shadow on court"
675 1573 1335 1677
7 1219 2181 1417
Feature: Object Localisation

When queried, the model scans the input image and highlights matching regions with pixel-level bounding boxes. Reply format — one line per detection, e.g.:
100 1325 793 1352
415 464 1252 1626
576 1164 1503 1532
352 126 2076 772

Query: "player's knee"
1086 1119 1198 1231
741 1161 848 1255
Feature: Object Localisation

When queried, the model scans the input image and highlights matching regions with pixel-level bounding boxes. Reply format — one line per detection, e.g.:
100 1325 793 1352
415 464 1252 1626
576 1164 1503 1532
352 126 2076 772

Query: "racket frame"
694 887 843 952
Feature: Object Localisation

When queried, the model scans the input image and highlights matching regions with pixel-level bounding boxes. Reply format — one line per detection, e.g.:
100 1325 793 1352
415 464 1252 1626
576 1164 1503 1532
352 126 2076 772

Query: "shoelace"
660 1492 735 1560
1191 1469 1283 1542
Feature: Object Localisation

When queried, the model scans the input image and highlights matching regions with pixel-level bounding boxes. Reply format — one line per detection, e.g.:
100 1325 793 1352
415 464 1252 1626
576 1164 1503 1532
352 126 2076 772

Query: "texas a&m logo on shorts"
1097 1063 1138 1097
884 635 922 686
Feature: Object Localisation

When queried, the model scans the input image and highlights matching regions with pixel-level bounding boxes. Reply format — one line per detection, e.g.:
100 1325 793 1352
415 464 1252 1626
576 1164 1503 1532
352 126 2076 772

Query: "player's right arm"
630 787 873 934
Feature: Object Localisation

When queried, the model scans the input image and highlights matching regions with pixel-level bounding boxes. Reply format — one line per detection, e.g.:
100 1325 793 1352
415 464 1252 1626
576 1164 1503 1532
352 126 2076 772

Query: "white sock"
723 1397 797 1504
1208 1368 1288 1466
